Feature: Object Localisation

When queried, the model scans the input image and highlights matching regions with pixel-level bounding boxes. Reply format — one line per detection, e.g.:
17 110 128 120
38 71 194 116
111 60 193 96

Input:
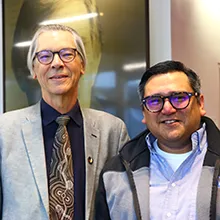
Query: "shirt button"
88 156 93 164
171 183 176 187
166 212 172 217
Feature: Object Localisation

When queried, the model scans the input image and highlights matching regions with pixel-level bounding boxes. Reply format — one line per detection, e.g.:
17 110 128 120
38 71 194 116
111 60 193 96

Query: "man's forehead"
146 71 187 84
37 30 75 50
38 30 72 40
144 72 192 95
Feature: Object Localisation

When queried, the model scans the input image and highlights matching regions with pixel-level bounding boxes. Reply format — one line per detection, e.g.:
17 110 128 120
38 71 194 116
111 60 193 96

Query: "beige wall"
149 0 172 65
172 0 220 127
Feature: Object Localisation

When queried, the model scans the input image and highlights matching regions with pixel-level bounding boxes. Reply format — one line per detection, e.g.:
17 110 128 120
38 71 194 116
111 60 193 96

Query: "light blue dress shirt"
146 123 207 220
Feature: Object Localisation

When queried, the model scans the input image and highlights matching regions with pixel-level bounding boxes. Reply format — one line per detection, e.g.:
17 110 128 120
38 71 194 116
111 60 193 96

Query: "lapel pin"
88 156 93 164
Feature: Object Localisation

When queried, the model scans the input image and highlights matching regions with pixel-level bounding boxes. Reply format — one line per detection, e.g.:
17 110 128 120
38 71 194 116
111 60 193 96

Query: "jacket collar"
201 116 220 166
119 129 150 167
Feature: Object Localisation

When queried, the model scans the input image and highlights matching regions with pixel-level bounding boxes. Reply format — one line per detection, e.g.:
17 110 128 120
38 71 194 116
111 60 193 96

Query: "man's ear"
141 110 147 124
199 94 206 116
32 62 38 79
32 70 37 79
80 61 85 75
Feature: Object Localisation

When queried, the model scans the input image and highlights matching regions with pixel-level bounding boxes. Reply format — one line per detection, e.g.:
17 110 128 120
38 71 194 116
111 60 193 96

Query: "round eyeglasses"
34 48 77 65
142 92 199 113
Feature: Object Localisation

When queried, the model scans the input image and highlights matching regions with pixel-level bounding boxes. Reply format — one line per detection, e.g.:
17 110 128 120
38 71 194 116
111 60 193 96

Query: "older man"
0 24 129 220
95 60 220 219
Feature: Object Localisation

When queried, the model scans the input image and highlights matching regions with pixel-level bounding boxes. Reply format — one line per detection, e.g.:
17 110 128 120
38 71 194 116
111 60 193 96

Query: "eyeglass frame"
34 48 78 65
142 91 199 113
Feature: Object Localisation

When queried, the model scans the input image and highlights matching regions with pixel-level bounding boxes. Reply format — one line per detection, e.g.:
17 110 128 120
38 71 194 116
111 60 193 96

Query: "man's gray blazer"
0 102 130 219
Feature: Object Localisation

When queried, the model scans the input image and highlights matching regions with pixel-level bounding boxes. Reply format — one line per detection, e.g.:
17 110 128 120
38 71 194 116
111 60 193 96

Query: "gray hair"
27 24 87 76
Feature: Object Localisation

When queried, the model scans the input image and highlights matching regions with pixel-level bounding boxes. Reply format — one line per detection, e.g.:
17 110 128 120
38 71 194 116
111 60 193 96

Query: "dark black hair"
138 60 201 101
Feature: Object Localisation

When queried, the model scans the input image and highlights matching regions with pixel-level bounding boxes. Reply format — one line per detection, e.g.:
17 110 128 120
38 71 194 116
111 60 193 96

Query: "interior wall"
172 0 220 127
149 0 171 65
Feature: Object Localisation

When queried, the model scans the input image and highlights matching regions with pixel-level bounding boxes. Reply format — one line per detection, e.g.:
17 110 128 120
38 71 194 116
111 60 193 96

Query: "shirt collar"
191 122 206 152
146 122 207 153
41 98 83 127
146 133 156 153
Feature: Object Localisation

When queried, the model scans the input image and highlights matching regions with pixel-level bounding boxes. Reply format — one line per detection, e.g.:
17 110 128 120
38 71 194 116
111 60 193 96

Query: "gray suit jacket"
0 102 129 220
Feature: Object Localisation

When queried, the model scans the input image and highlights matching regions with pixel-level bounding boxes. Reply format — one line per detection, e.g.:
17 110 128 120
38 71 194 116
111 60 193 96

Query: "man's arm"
0 172 2 218
117 120 130 152
95 170 111 220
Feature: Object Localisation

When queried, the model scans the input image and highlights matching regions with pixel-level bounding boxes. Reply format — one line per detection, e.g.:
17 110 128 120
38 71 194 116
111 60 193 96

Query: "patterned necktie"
49 115 74 220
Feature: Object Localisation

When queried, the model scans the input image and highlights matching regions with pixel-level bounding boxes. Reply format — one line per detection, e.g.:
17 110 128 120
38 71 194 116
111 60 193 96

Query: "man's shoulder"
82 108 117 117
0 103 40 125
101 131 150 175
82 108 124 123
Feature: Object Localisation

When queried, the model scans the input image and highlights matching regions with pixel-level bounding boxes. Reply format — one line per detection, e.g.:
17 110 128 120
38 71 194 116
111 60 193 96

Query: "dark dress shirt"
41 99 85 220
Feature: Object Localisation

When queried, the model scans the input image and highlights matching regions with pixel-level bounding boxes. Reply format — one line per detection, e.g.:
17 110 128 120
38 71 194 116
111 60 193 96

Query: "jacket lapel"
82 109 100 220
22 103 49 215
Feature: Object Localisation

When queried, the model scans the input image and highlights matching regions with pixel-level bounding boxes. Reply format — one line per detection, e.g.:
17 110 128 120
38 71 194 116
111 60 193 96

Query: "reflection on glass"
95 71 116 89
125 108 146 138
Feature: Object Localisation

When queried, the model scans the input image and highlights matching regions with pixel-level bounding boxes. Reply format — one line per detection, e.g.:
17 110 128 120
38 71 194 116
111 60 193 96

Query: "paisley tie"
49 115 74 219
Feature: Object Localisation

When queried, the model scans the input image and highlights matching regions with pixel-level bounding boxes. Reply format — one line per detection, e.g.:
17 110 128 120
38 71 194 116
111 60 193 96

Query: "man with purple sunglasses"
95 60 220 220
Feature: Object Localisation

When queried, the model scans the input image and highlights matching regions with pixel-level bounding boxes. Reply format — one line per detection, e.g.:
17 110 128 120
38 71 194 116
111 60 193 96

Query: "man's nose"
161 98 177 114
51 54 64 68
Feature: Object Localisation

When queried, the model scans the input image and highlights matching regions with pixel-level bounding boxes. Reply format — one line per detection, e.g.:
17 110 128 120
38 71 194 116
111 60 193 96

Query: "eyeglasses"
142 92 199 113
34 48 77 65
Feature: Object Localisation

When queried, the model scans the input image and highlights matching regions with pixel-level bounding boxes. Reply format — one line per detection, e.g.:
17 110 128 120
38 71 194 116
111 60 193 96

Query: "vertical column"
149 0 171 66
